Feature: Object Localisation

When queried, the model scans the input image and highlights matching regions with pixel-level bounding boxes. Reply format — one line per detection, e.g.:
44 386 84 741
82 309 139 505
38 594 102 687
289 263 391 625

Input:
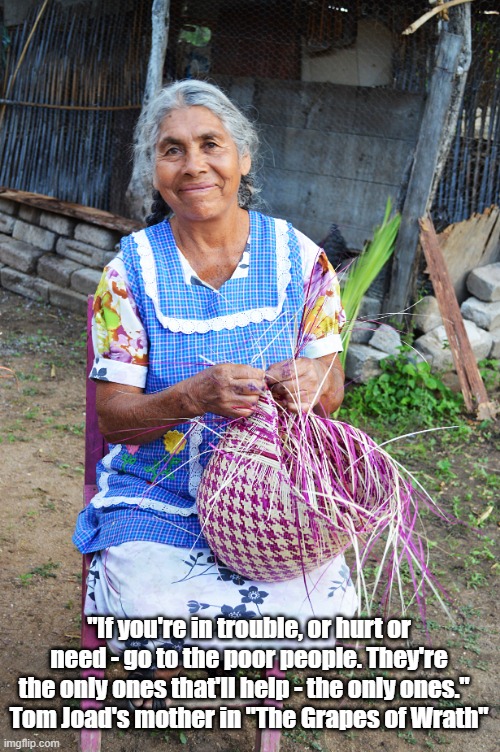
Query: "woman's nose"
184 147 207 174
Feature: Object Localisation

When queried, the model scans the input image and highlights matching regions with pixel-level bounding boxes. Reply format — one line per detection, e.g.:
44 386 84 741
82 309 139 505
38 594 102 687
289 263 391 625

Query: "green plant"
341 347 465 434
478 357 500 391
339 198 401 367
28 560 60 579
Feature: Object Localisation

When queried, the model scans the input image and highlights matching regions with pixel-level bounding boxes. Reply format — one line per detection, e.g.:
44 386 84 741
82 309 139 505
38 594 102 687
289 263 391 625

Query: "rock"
350 296 381 344
369 323 402 355
466 263 500 302
488 328 500 359
461 296 500 331
414 320 493 372
413 295 443 333
345 344 387 383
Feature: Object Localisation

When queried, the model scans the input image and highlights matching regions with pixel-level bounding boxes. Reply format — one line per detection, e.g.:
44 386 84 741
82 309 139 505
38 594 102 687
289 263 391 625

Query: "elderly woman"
74 80 357 678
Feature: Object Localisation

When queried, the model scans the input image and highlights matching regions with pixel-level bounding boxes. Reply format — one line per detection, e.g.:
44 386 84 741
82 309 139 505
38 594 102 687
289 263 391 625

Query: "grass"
18 560 60 586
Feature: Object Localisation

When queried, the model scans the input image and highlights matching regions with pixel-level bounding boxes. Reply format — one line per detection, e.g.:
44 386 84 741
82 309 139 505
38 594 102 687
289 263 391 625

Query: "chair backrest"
85 296 107 489
80 296 107 751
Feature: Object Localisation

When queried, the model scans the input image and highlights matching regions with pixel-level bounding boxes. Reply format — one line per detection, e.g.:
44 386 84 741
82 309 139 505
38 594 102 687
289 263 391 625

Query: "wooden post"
126 0 170 220
385 11 471 321
419 216 496 421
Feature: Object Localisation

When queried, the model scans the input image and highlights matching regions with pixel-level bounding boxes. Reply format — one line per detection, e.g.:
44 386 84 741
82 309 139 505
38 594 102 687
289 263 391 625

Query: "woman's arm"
95 363 267 444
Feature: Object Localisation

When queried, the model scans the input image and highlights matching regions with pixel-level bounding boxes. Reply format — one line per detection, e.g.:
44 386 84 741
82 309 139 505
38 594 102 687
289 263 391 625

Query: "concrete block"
0 234 45 273
56 237 96 265
18 205 40 224
369 323 402 355
71 267 103 296
38 253 81 287
414 320 493 372
39 211 76 237
74 222 120 250
0 213 15 234
461 296 500 331
0 198 17 215
413 295 443 333
12 220 56 252
56 237 116 269
466 263 500 302
48 285 87 314
1 267 50 303
91 248 117 269
345 343 387 383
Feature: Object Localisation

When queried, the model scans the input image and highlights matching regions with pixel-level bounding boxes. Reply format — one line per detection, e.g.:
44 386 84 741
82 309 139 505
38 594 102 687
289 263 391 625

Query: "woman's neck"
170 208 250 289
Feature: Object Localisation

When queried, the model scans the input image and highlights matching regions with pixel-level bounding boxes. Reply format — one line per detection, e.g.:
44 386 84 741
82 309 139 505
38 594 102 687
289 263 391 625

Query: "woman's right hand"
95 363 266 445
186 363 266 419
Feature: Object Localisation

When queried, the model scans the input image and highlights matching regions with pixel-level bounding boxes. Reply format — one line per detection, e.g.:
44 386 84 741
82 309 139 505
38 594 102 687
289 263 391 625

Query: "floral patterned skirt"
85 541 358 654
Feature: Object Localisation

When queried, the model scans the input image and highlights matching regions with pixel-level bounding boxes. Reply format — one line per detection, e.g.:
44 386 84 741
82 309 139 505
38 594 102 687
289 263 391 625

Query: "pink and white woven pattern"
197 395 353 581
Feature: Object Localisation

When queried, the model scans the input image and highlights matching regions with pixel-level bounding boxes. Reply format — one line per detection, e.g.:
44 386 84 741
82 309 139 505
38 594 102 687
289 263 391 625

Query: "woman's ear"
240 153 251 177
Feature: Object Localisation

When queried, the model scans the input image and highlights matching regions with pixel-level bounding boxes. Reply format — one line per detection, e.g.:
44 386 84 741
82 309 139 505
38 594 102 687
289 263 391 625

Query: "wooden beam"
419 215 496 421
384 5 470 323
0 187 143 234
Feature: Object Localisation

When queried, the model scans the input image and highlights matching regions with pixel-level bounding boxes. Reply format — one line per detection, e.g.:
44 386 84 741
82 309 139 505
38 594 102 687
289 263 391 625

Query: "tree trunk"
125 0 170 221
384 6 471 322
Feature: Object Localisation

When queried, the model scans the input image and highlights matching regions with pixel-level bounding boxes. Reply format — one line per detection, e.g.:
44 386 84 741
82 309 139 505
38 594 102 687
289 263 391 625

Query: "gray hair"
135 79 261 210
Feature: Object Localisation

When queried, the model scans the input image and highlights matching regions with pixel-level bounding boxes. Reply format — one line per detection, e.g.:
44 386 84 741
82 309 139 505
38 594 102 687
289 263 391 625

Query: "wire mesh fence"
0 0 498 244
0 0 151 215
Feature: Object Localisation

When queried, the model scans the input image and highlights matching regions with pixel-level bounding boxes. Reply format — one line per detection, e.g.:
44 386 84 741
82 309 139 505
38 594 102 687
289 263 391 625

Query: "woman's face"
154 106 251 223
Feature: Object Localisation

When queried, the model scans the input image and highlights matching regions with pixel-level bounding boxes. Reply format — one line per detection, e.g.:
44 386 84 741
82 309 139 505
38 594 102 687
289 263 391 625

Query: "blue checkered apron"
74 211 305 553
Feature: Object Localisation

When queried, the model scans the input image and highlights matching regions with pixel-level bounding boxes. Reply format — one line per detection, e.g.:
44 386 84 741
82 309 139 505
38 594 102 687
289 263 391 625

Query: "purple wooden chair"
80 297 107 751
81 297 284 751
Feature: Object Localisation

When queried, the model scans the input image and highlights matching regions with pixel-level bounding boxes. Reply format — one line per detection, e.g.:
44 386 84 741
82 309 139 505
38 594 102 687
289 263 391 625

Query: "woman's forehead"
157 106 228 142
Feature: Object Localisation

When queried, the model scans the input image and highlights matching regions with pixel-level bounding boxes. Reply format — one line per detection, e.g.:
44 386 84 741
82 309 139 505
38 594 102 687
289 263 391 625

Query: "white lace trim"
132 219 292 334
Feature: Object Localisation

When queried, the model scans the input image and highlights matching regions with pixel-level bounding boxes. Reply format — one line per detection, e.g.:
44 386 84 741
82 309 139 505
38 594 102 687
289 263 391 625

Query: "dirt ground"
0 287 498 752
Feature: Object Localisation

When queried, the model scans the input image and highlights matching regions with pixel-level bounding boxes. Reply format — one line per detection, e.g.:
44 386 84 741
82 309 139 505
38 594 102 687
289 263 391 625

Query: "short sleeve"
89 254 149 388
295 230 345 358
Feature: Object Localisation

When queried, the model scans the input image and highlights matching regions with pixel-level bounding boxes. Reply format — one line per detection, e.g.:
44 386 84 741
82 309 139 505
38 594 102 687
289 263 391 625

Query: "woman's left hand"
265 354 344 415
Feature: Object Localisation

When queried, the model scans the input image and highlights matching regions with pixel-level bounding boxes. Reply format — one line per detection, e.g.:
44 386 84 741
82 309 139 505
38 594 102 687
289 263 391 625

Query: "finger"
227 364 266 381
233 379 267 396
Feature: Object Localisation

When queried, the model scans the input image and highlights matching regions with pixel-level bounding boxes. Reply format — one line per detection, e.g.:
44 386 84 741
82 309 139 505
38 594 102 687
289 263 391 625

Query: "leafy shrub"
341 348 465 431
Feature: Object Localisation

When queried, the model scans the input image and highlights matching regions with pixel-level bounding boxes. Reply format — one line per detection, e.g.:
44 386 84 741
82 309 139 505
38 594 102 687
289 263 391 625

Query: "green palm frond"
339 198 401 368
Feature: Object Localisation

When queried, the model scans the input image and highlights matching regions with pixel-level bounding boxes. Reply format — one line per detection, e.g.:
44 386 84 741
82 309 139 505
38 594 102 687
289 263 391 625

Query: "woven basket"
197 395 354 581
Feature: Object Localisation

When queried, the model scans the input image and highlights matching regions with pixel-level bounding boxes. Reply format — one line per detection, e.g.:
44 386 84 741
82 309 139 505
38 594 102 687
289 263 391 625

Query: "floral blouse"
92 228 345 389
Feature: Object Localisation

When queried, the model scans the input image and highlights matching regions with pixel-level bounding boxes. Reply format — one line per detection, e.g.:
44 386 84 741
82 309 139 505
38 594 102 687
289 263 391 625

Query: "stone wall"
345 264 500 383
0 196 127 313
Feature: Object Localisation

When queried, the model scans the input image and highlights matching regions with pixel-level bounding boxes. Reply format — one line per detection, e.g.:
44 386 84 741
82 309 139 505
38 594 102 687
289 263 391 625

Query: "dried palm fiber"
197 388 443 618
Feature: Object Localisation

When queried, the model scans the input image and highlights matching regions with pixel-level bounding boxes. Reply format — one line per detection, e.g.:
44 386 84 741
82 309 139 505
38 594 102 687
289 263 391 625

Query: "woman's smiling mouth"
180 183 217 193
